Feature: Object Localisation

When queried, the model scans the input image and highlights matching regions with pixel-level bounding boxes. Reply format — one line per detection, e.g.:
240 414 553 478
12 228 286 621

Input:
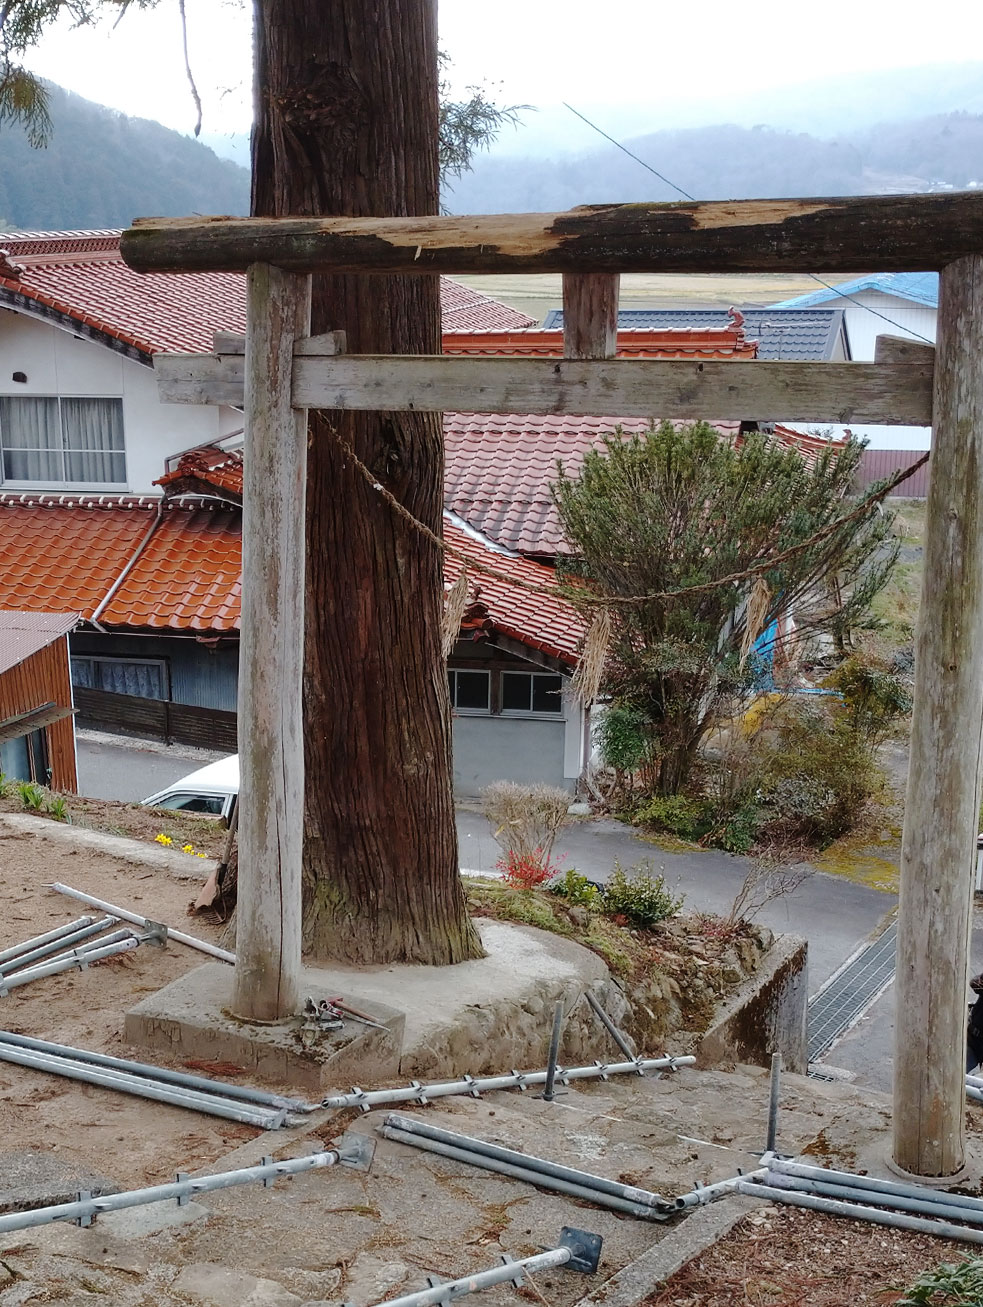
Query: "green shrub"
16 781 45 811
596 704 650 774
549 868 601 909
760 704 877 843
826 654 912 743
633 793 711 841
601 860 684 928
712 804 760 854
45 795 69 821
894 1255 983 1304
0 771 9 798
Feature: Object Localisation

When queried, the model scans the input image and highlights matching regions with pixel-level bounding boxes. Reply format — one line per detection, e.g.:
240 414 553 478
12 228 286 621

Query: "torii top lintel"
120 192 983 278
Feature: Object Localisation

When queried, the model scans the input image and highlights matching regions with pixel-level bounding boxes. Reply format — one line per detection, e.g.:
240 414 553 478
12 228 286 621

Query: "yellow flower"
182 844 196 854
154 833 173 846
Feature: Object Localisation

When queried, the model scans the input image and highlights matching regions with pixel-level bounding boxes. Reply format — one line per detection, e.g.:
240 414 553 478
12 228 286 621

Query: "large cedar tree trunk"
251 0 482 965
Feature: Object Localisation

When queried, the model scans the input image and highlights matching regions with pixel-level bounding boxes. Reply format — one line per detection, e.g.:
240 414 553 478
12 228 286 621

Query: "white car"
142 754 239 820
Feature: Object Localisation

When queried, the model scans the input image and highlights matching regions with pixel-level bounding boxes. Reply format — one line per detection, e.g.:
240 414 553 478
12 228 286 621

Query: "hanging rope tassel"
739 576 772 668
571 607 612 705
442 569 471 659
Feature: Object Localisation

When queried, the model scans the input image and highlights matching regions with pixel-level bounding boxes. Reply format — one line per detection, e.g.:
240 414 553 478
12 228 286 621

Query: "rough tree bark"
250 0 482 965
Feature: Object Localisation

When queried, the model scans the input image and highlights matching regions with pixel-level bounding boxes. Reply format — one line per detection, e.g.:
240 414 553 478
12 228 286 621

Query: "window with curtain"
0 397 126 485
71 657 168 700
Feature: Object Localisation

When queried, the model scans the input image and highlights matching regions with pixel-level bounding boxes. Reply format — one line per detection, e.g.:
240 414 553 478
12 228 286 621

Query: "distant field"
453 272 853 323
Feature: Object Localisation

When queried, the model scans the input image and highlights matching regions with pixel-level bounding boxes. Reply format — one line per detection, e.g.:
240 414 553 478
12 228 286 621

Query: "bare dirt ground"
0 819 254 1188
0 814 972 1307
0 790 227 858
646 1206 960 1307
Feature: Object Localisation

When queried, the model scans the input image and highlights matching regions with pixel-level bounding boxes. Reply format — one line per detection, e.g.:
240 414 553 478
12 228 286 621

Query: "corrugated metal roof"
771 273 939 311
542 307 847 360
0 610 79 676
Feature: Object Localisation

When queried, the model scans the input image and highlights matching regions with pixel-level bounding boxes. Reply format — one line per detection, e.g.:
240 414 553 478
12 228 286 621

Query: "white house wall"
0 309 241 493
839 292 937 361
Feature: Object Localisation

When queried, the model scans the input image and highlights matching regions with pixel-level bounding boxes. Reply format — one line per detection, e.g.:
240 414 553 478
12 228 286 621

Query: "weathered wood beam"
874 333 936 366
893 256 983 1178
153 353 934 426
563 273 619 359
212 330 346 356
122 193 983 276
231 263 310 1024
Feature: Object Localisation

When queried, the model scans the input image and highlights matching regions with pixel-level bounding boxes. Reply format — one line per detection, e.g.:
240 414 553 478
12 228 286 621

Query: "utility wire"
562 102 936 348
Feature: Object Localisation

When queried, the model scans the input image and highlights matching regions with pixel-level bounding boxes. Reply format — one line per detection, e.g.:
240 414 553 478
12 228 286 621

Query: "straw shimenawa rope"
330 428 929 610
739 576 772 669
441 569 470 658
570 607 612 705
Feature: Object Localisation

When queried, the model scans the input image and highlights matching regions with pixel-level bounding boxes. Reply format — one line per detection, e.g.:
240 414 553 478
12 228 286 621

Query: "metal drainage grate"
807 918 897 1063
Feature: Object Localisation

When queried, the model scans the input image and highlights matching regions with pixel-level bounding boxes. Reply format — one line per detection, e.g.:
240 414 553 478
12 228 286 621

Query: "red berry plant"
497 847 566 890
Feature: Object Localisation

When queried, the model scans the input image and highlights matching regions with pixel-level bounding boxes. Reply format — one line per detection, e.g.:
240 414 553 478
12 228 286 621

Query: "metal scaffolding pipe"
46 883 235 964
365 1229 601 1307
673 1170 768 1210
0 1131 375 1234
0 917 118 974
0 1031 313 1113
321 1055 694 1111
27 927 136 970
764 1155 983 1214
738 1179 983 1245
380 1125 666 1220
766 1054 781 1154
763 1170 983 1226
584 990 636 1060
0 1043 290 1128
967 1084 983 1104
0 937 140 993
0 916 96 965
384 1113 669 1210
541 1001 564 1102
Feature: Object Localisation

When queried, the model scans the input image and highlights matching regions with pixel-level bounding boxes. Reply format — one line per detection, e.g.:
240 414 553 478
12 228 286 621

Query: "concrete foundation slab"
124 966 404 1091
0 1150 118 1214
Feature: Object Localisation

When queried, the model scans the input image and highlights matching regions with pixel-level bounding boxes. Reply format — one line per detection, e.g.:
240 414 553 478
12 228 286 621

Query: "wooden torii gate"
122 192 983 1180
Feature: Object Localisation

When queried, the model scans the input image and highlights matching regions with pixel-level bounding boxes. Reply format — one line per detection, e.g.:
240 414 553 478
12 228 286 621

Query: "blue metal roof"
771 272 939 310
541 307 848 361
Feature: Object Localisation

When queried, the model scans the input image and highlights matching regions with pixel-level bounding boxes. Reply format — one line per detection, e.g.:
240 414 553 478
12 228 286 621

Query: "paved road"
78 733 895 1024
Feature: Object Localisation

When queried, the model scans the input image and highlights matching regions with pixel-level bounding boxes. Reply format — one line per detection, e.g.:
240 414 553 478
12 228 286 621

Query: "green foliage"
44 794 68 820
548 868 601 909
759 701 878 843
16 780 44 810
553 421 898 797
894 1256 983 1305
438 52 527 185
826 654 912 743
712 804 760 854
601 860 684 928
0 771 9 798
633 794 711 841
596 704 650 775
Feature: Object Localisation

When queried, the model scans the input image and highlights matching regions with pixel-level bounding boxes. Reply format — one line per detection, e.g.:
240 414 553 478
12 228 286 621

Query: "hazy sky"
24 0 983 148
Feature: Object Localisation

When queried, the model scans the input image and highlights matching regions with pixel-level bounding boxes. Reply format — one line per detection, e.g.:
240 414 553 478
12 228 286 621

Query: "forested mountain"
0 82 980 232
446 112 983 212
0 85 249 232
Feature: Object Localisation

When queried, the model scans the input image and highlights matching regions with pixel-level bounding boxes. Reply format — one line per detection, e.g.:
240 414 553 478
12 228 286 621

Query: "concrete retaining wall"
695 933 808 1073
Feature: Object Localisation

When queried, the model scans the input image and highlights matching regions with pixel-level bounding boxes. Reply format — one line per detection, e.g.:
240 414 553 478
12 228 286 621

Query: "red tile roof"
444 415 847 555
442 326 757 358
447 518 583 665
0 232 533 357
0 493 158 622
0 494 240 633
100 506 241 632
156 446 244 502
0 491 575 658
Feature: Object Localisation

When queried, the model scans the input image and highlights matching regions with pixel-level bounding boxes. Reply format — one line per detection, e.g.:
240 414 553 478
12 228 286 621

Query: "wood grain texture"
231 263 310 1023
122 192 983 275
874 334 936 366
892 256 983 1177
563 273 619 359
250 0 481 966
156 354 934 426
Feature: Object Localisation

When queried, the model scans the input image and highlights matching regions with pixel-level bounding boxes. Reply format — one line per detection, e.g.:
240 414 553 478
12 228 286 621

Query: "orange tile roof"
0 493 157 621
0 494 240 633
100 506 241 632
0 233 534 357
442 326 758 359
156 446 244 502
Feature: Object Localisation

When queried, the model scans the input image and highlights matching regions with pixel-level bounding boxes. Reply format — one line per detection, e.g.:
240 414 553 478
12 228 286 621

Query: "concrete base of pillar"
124 963 404 1092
